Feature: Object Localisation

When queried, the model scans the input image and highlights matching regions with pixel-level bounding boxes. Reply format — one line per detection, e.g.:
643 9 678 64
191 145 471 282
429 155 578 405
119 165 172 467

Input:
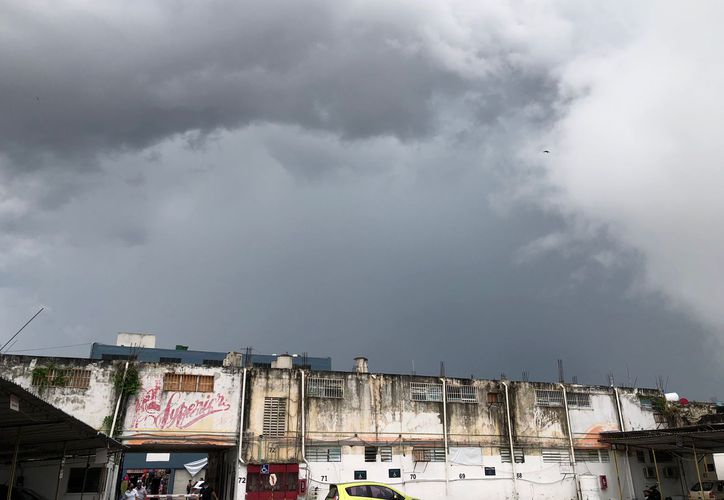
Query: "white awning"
184 458 208 477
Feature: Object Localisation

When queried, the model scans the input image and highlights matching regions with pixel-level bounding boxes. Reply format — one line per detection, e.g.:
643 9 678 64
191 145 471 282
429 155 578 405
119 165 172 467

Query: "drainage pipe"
501 381 519 500
237 368 248 463
441 378 449 495
109 361 129 436
560 384 582 500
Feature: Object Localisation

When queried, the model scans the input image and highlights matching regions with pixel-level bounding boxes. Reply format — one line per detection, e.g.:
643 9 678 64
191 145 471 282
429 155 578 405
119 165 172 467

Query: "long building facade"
0 352 719 500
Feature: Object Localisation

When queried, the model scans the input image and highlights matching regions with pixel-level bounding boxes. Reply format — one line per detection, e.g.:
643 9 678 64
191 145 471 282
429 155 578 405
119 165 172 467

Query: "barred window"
32 368 91 389
410 382 443 402
575 449 610 463
162 373 214 392
500 447 525 463
447 385 477 403
380 446 392 462
567 392 592 408
536 390 564 407
542 449 571 463
412 447 445 462
307 377 344 398
306 446 341 462
263 397 287 437
487 392 502 404
202 359 223 367
198 375 214 392
365 446 378 462
639 398 653 410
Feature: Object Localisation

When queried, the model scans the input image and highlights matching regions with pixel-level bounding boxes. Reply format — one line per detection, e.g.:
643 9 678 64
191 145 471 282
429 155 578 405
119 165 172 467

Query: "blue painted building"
89 342 332 371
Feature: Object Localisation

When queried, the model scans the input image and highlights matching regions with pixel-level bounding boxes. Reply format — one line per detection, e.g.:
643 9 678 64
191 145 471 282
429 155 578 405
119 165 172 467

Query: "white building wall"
0 356 117 429
121 363 242 447
2 356 717 500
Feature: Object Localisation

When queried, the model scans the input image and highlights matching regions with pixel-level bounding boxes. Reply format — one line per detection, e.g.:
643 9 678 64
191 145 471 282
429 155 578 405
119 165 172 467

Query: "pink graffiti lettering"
133 380 231 429
156 392 231 429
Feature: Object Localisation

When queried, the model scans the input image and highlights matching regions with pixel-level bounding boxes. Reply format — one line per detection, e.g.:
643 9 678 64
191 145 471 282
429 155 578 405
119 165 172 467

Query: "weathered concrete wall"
3 354 715 500
122 363 242 447
0 355 117 429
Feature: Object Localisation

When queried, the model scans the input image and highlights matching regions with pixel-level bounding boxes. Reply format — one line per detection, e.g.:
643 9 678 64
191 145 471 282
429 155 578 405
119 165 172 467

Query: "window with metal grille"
32 368 91 389
412 447 445 462
306 446 341 462
575 449 610 463
162 373 214 392
447 385 477 403
307 377 344 398
202 359 223 367
575 449 600 462
567 392 592 408
536 390 564 407
197 375 214 392
365 446 378 462
487 392 502 404
410 382 443 402
101 354 130 361
263 397 286 437
542 449 571 463
500 447 525 463
380 446 392 462
639 398 653 410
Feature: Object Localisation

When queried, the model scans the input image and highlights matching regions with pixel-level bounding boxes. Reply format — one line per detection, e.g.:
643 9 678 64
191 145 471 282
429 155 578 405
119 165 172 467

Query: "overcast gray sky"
1 1 722 399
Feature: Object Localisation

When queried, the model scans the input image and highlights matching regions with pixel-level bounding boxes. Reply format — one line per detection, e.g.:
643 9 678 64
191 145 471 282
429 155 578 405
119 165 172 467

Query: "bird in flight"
542 150 550 154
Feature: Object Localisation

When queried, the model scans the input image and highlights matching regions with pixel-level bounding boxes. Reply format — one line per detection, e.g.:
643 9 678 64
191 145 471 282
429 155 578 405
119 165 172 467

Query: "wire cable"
5 341 93 353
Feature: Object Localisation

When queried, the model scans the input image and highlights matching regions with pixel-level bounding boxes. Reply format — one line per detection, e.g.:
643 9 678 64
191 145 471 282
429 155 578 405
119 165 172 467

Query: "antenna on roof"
557 359 565 383
607 371 615 387
411 360 416 376
244 346 253 368
440 361 445 378
522 370 529 382
572 375 578 384
301 351 309 369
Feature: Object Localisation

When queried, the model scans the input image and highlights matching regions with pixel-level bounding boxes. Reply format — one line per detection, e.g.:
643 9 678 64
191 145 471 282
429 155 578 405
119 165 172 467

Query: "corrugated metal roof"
0 375 124 461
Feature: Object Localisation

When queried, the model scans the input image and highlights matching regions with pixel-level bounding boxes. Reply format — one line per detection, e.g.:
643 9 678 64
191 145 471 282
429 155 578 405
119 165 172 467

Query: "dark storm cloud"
1 1 723 402
0 1 556 171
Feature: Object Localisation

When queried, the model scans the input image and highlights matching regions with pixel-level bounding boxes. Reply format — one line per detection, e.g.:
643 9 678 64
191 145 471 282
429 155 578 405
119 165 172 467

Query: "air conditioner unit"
643 466 656 479
662 466 678 478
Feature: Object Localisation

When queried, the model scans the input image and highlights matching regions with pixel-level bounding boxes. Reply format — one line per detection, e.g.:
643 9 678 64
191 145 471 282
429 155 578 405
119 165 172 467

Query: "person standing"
201 483 218 500
124 483 138 500
136 483 147 500
186 480 194 495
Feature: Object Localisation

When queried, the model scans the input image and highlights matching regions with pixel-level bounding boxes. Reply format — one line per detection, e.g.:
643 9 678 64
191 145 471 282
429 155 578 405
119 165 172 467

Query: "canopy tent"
600 423 724 453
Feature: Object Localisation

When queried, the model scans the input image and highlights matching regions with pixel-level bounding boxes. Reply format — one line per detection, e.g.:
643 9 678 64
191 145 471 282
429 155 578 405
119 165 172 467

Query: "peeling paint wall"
0 355 117 430
122 363 242 447
2 355 718 500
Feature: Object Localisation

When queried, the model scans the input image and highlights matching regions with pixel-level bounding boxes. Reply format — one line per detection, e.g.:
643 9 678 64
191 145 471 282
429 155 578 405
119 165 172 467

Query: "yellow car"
325 482 419 500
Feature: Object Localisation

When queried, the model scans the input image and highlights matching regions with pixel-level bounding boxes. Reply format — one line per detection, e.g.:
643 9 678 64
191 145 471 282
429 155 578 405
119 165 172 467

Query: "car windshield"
692 482 713 491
